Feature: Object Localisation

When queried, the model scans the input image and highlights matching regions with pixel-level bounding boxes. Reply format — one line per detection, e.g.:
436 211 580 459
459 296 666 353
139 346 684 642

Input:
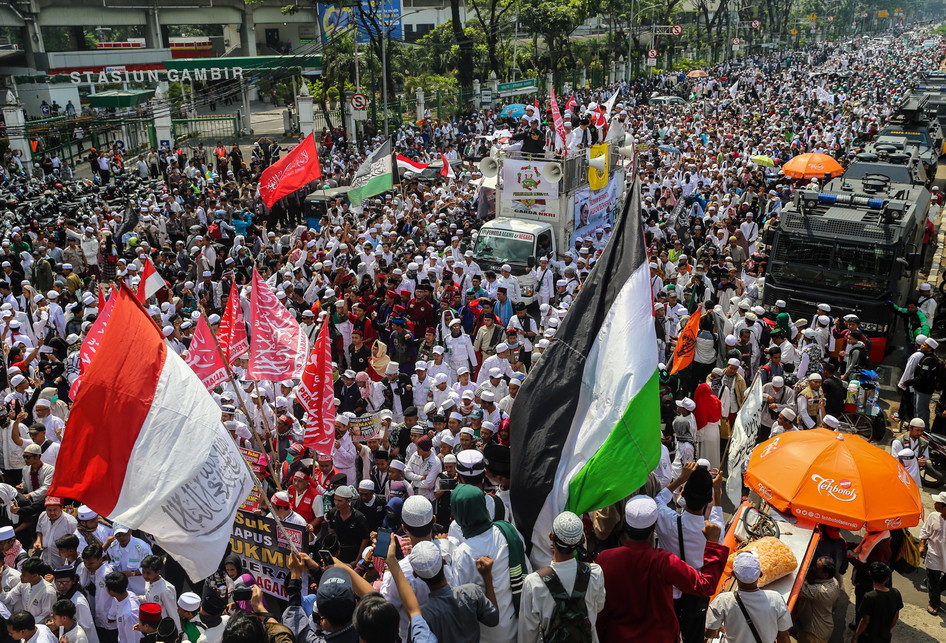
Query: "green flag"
348 139 394 206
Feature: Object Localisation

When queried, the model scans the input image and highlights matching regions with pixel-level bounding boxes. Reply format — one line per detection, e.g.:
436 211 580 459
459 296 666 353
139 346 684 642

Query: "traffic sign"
497 79 538 97
808 12 818 21
827 15 835 23
732 37 742 45
350 93 368 110
670 24 683 36
40 104 50 117
647 49 658 58
115 140 125 152
646 58 657 67
750 19 761 29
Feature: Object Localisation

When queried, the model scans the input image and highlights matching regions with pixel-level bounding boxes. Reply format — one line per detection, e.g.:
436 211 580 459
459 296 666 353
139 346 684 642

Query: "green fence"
27 114 152 168
171 116 240 146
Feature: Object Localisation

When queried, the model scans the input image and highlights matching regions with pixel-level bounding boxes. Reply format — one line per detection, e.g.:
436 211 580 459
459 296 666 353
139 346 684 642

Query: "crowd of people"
0 19 938 643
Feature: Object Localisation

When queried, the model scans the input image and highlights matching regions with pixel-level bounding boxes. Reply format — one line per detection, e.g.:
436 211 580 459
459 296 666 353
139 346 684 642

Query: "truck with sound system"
471 143 629 304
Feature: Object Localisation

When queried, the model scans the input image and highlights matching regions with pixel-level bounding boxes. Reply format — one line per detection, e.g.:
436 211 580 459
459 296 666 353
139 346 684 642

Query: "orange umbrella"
744 429 922 531
781 152 844 179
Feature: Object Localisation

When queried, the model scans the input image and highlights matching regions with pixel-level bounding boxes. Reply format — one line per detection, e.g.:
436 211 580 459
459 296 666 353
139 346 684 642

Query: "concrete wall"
17 82 82 118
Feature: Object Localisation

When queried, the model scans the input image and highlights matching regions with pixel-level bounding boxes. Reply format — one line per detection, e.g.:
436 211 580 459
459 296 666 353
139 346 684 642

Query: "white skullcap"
402 495 434 528
823 415 840 429
624 495 658 529
552 511 585 546
408 540 443 579
732 552 762 583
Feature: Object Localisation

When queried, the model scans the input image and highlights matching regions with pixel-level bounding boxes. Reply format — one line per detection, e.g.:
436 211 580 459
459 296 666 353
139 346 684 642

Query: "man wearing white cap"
705 551 792 642
671 398 697 479
898 334 930 420
444 320 478 378
476 343 514 385
920 492 946 615
770 408 798 437
918 282 937 323
381 495 456 640
908 338 940 428
74 505 111 554
518 511 604 642
891 418 930 486
597 496 727 642
796 372 825 430
380 361 412 424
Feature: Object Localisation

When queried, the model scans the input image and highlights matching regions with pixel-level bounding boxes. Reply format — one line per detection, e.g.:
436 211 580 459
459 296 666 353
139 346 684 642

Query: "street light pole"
382 29 388 135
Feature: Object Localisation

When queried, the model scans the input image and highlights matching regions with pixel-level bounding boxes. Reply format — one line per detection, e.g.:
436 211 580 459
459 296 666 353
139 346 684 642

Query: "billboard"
318 0 402 44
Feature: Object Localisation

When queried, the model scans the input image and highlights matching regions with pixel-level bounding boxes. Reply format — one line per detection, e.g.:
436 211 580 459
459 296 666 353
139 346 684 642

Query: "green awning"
86 89 155 108
163 55 321 73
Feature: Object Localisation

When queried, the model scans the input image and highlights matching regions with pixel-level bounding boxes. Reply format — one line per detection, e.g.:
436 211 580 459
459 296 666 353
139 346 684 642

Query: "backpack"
207 222 222 241
536 562 593 643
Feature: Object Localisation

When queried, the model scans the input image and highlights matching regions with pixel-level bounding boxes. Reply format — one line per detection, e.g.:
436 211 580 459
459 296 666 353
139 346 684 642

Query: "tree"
693 0 730 63
519 0 592 71
465 0 515 76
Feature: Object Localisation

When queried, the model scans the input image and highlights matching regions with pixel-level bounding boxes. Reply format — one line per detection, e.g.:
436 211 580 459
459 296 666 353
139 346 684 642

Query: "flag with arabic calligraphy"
185 315 227 390
258 133 322 208
248 270 309 380
297 317 335 456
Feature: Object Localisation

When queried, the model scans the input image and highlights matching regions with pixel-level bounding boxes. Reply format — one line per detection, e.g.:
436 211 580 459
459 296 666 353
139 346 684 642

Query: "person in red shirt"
596 495 728 643
406 285 436 337
287 470 324 536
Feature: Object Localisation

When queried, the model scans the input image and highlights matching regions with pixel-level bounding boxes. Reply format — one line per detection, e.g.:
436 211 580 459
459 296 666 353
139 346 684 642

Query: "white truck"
472 147 627 304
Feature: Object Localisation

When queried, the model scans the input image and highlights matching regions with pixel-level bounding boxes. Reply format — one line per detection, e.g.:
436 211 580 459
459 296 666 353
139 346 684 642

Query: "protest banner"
725 375 765 508
349 412 384 441
239 486 262 513
229 510 305 599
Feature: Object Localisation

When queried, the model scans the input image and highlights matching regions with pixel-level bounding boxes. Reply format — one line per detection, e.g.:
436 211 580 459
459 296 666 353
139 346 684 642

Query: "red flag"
97 285 106 313
218 282 250 364
52 284 251 580
258 133 322 209
297 318 335 456
565 94 577 112
550 87 567 152
135 257 166 303
670 306 703 374
440 154 455 179
70 289 118 400
184 315 227 391
248 269 309 380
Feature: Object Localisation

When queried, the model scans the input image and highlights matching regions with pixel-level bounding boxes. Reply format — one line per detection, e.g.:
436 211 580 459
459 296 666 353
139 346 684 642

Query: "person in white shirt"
1 558 56 622
6 610 59 643
139 556 180 629
921 492 946 614
74 505 111 553
705 552 792 643
104 572 140 643
655 463 725 641
77 546 116 640
518 511 605 642
403 437 442 501
51 599 91 643
105 526 152 597
34 497 78 570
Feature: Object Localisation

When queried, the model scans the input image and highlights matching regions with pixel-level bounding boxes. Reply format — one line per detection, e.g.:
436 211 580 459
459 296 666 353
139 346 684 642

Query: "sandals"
927 606 938 615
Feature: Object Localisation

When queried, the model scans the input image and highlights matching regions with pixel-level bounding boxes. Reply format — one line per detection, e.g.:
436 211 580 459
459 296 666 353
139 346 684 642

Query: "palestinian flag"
349 139 394 206
510 177 661 565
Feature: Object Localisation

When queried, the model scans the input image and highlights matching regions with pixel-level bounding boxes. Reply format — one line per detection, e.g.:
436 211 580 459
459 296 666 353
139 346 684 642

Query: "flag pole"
206 322 284 490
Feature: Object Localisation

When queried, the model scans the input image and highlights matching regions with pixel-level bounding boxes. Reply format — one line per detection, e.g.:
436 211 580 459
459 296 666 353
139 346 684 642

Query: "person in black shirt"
853 562 902 642
325 485 369 564
821 363 846 417
433 454 458 526
352 480 386 533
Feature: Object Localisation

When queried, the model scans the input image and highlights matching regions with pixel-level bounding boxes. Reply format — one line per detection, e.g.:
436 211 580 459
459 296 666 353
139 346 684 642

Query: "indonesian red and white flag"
258 133 322 209
440 154 455 179
565 94 577 112
248 270 308 380
218 282 250 365
69 289 118 400
51 285 252 580
135 257 166 303
297 318 335 456
396 154 429 173
185 315 227 390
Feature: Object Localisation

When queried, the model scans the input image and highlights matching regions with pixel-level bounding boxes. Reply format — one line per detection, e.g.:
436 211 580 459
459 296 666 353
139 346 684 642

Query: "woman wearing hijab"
382 496 405 536
451 484 529 643
692 382 722 470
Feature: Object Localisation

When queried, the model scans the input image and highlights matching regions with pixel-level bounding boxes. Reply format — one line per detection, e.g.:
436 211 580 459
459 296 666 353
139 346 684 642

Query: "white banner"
501 160 559 200
725 375 765 508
